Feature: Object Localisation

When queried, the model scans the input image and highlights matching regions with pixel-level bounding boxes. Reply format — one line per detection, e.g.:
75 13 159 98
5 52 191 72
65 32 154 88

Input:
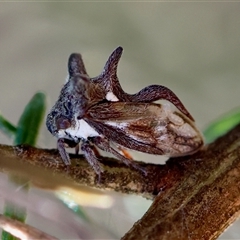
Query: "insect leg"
81 140 104 182
92 145 102 158
75 144 79 155
91 136 147 176
57 138 71 165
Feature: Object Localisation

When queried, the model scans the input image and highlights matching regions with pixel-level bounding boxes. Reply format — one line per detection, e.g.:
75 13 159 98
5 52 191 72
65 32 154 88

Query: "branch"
0 124 240 239
0 214 58 240
123 125 240 240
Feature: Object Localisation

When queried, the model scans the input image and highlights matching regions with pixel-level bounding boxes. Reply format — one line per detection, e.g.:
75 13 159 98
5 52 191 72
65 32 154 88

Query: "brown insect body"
46 47 203 180
85 102 202 156
92 47 195 121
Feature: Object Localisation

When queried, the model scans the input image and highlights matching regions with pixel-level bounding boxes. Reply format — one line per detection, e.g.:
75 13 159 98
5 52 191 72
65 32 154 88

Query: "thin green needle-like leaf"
14 92 46 146
204 108 240 143
2 93 46 240
0 114 16 139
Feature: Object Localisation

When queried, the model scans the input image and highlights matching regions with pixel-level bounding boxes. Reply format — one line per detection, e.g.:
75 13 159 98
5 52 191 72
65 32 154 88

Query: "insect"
46 47 203 180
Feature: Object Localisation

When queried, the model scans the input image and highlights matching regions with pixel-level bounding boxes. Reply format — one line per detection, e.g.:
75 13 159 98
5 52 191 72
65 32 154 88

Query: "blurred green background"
0 2 240 239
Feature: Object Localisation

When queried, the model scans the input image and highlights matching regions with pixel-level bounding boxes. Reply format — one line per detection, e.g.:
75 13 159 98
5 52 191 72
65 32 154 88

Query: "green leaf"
2 93 46 240
203 108 240 143
14 92 46 146
0 114 16 139
1 232 16 240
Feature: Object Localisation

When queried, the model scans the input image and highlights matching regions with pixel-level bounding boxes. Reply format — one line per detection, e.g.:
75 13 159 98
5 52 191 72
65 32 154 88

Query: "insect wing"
85 102 203 156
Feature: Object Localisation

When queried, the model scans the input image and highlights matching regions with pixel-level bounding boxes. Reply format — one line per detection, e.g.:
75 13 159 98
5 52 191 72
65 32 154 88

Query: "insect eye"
56 117 71 130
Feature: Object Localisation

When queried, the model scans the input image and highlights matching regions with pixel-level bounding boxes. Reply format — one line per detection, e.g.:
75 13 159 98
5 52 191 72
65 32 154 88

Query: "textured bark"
0 124 240 239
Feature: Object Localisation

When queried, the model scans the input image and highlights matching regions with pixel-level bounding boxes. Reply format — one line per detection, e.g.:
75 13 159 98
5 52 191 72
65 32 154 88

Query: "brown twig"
0 214 58 240
0 124 240 239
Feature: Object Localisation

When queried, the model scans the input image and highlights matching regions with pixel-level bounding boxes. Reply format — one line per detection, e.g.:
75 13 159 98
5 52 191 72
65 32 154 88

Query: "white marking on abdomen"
58 119 100 140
